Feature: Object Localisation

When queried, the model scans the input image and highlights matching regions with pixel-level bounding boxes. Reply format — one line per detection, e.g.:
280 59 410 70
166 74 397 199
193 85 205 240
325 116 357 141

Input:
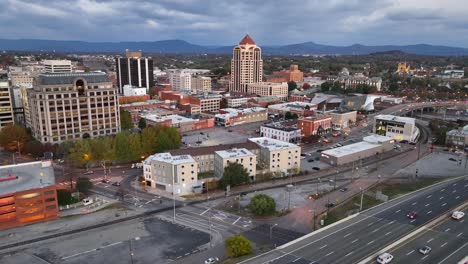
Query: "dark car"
308 159 314 163
101 179 110 183
325 203 335 208
407 212 418 219
227 129 233 132
317 149 324 153
400 140 409 144
448 158 457 161
112 182 121 187
312 167 320 171
339 187 348 192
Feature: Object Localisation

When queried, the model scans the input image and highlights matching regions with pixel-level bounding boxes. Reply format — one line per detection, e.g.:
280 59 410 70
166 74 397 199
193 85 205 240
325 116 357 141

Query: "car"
301 153 307 157
336 143 343 147
400 140 408 144
205 257 219 264
301 156 306 160
82 198 93 206
325 203 335 208
419 246 431 255
308 159 314 163
339 187 348 192
407 212 418 219
83 170 94 175
101 179 110 183
317 149 324 153
377 253 394 264
112 182 121 187
452 211 465 220
312 167 320 171
448 157 457 161
332 132 341 137
227 129 233 132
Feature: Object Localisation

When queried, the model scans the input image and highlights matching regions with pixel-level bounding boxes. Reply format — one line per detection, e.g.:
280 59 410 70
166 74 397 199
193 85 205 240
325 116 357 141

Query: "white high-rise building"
168 70 192 91
229 34 263 93
43 60 72 73
0 80 14 129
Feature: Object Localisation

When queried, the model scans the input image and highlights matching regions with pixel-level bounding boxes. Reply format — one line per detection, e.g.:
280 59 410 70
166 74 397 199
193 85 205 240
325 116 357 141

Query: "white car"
205 257 219 264
419 246 431 255
377 253 394 264
452 211 465 220
82 198 93 206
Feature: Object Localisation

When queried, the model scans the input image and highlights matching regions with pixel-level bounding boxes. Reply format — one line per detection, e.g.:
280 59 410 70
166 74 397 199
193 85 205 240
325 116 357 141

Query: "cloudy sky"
1 0 468 47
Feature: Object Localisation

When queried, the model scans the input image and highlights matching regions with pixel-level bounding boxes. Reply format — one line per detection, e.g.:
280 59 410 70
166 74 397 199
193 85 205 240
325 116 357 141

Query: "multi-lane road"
241 177 468 264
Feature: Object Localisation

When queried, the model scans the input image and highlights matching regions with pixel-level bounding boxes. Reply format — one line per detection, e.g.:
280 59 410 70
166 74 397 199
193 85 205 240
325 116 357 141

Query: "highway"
241 177 468 264
388 207 468 264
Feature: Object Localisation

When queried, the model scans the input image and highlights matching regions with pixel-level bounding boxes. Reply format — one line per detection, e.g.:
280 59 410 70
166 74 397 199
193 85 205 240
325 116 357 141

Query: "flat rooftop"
322 142 381 158
249 137 299 151
215 107 266 119
0 161 55 195
363 134 394 144
215 148 255 159
262 121 299 132
145 153 195 165
143 114 197 124
268 102 317 111
374 115 415 124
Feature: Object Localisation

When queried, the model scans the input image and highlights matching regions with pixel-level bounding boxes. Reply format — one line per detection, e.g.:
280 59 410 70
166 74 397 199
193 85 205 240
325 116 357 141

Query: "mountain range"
1 38 468 56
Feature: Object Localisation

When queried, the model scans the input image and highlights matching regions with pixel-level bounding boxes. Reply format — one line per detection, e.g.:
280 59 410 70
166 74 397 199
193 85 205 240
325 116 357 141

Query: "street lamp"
309 209 316 231
269 223 278 240
359 187 364 212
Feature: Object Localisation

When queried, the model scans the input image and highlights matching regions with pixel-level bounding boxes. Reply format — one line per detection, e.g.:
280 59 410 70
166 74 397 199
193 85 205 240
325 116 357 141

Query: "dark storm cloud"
0 0 467 47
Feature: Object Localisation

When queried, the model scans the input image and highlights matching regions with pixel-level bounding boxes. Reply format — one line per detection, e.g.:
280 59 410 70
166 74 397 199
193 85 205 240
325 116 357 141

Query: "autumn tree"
0 124 30 152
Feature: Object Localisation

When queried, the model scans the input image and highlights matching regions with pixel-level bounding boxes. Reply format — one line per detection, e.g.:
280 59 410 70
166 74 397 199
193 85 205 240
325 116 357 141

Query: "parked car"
339 187 348 192
325 203 335 208
312 167 320 171
82 198 93 206
407 212 418 219
205 257 219 264
112 182 121 187
101 179 110 183
376 253 394 264
419 246 431 255
448 158 457 161
308 159 314 163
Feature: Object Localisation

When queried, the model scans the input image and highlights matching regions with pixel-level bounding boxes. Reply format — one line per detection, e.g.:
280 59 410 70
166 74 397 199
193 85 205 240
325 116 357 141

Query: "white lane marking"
452 190 457 193
427 238 434 243
453 183 457 186
319 244 328 249
232 217 241 225
367 240 375 245
460 219 465 223
200 208 210 215
442 203 447 207
351 239 359 244
445 228 451 232
292 257 301 262
426 195 432 198
61 241 124 260
441 242 448 247
425 203 430 207
456 196 460 199
387 220 395 225
395 209 401 213
145 200 152 204
440 196 444 200
441 189 445 192
344 233 352 238
457 232 463 237
372 228 380 233
438 242 468 264
465 184 468 188
427 211 432 214
345 251 354 257
422 255 429 260
412 202 417 206
385 232 392 236
410 219 416 223
368 222 375 226
102 241 123 248
406 250 415 256
325 251 334 257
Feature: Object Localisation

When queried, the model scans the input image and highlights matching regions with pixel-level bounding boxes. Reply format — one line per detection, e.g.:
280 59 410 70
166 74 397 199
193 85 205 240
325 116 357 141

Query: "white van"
377 253 393 264
82 198 93 206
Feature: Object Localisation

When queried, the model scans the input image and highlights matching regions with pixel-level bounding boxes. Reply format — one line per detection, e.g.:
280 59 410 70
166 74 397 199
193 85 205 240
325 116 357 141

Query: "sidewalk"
59 195 118 217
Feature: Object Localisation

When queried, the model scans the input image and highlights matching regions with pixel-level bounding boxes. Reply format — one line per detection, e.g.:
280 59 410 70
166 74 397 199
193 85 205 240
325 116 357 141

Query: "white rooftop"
268 101 317 111
363 134 394 144
143 114 197 124
249 137 299 151
145 153 195 165
215 148 255 159
322 142 381 158
374 115 415 125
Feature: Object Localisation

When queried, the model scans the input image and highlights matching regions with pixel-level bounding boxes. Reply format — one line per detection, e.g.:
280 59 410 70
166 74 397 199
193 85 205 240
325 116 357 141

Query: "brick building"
298 115 332 136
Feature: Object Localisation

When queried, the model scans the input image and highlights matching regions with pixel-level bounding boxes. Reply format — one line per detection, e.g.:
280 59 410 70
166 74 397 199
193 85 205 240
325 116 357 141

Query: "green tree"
120 109 133 130
225 234 253 258
115 132 132 162
219 163 250 190
76 177 93 194
320 81 332 92
248 194 276 216
128 133 143 161
141 126 159 155
138 118 147 129
68 140 92 166
57 189 79 206
287 81 297 91
0 124 30 152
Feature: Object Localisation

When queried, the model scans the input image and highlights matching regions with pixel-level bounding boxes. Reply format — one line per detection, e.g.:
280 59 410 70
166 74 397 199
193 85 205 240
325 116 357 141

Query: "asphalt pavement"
241 177 468 264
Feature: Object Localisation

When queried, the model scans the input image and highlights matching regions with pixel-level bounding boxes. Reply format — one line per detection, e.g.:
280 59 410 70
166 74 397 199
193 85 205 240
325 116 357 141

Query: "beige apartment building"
0 80 14 129
249 137 301 174
214 148 257 181
246 82 288 101
143 153 199 195
229 34 263 93
42 60 72 73
193 94 221 112
28 73 120 143
191 76 212 93
10 73 34 88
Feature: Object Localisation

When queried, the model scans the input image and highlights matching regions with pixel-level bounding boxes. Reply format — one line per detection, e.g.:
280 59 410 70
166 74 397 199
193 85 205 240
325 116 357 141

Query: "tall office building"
43 60 72 73
0 79 14 129
28 73 120 143
116 50 154 94
229 34 263 93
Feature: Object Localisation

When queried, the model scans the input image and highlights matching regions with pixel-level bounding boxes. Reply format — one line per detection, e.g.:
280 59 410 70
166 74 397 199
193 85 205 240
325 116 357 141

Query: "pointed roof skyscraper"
239 34 256 45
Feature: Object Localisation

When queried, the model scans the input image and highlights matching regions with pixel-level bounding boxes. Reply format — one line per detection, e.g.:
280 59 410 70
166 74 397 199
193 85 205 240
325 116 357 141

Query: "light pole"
208 216 212 248
172 174 176 222
309 209 316 231
269 223 278 240
359 187 364 212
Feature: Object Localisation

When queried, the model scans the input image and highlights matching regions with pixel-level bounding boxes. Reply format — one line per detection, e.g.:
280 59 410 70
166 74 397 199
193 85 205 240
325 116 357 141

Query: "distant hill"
0 38 467 56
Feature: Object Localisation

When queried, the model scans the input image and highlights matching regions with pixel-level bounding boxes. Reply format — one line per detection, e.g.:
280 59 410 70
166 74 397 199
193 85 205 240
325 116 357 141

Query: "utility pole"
359 188 364 212
128 240 134 264
269 224 278 240
172 174 176 223
208 217 212 248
